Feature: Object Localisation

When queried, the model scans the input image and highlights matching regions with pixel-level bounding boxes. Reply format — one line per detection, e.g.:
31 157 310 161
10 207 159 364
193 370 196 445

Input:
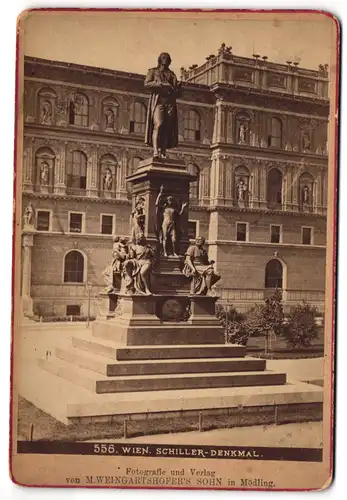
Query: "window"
269 117 282 148
267 168 283 207
66 305 81 316
69 213 83 233
270 225 282 243
265 259 283 288
101 215 114 235
69 93 89 127
130 102 146 134
236 222 248 242
36 210 51 231
64 251 84 283
188 220 198 240
187 163 200 199
184 110 201 141
302 227 313 245
66 150 87 191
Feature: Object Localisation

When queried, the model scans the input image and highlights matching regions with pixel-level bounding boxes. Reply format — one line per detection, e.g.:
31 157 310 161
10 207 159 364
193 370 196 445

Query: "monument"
32 53 322 433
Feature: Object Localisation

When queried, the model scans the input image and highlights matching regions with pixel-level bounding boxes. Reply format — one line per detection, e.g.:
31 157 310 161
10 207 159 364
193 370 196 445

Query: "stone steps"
55 346 266 376
38 356 286 394
71 335 246 360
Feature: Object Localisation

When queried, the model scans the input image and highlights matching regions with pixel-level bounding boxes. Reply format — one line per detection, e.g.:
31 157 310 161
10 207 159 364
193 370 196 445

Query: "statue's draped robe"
144 67 179 149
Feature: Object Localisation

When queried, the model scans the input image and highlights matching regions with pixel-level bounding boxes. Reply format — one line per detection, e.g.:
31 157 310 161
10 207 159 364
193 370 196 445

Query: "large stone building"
21 45 329 318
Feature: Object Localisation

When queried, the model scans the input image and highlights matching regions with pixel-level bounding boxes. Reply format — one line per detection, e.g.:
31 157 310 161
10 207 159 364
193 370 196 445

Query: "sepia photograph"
10 9 339 490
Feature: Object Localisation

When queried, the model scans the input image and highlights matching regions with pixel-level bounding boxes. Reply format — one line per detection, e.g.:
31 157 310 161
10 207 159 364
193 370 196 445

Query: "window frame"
130 101 147 135
270 224 283 244
66 150 87 191
63 250 85 284
100 213 115 235
188 219 200 241
236 222 249 242
301 226 314 245
66 304 82 317
36 209 52 232
68 211 85 234
184 109 201 142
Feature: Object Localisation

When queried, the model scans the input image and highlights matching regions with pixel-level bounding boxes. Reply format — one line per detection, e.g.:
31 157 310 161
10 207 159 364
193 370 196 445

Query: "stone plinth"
126 157 196 254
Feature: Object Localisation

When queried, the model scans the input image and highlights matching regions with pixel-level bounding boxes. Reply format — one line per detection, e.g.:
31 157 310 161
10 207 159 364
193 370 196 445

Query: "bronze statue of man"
144 52 181 159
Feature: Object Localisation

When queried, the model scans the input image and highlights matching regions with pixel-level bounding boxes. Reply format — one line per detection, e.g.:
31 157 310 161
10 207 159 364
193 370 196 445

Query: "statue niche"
102 97 118 132
35 147 55 192
235 112 251 145
299 172 315 211
38 87 57 125
234 165 250 207
99 155 117 197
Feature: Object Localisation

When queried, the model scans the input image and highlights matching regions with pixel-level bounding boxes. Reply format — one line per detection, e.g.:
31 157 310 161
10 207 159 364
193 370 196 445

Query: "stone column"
54 141 67 195
259 164 268 209
23 138 34 192
315 168 324 213
226 108 233 144
249 162 260 208
22 233 34 318
86 150 98 197
210 152 225 205
90 91 101 131
117 149 129 200
291 165 299 211
224 162 234 206
322 167 328 213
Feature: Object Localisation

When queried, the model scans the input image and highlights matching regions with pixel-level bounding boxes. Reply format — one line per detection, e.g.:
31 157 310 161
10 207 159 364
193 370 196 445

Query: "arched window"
99 154 118 196
267 168 283 207
187 163 200 200
127 156 143 197
69 93 89 127
130 102 147 134
265 259 283 289
184 110 201 141
269 117 282 148
66 150 87 192
64 250 84 283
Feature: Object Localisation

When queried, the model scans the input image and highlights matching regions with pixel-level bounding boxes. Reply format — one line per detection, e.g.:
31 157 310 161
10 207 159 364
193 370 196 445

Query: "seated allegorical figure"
122 234 156 295
183 236 221 295
102 236 129 293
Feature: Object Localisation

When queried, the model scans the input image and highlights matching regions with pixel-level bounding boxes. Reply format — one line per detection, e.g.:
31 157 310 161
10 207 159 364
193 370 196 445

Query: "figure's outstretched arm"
155 185 165 207
179 201 188 215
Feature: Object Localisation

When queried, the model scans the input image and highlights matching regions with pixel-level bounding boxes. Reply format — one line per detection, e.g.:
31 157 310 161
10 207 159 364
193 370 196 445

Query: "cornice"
207 239 326 250
22 192 132 205
207 204 327 219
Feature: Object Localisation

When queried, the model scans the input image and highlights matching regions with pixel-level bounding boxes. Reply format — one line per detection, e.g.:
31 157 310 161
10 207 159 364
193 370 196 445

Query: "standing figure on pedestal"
131 196 146 243
302 185 310 205
155 184 187 257
237 178 248 201
23 202 34 227
144 52 181 159
103 168 113 192
183 236 221 295
40 162 49 186
238 123 247 144
122 234 156 295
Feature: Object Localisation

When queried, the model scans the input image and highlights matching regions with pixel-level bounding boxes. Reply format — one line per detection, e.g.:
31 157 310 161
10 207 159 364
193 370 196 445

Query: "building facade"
21 46 329 317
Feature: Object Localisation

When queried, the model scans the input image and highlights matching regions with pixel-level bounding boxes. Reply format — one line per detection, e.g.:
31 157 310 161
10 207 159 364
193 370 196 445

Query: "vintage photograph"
11 9 338 490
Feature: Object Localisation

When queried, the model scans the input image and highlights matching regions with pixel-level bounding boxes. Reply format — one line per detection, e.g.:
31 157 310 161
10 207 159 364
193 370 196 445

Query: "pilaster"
54 141 67 195
86 150 98 197
22 232 34 318
23 137 34 192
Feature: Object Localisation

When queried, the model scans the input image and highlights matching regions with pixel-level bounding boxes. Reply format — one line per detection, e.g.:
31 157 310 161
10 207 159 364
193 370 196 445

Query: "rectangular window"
188 220 198 240
302 227 313 245
66 305 81 316
236 222 248 242
270 225 282 243
36 210 50 231
69 213 83 233
129 121 135 133
101 215 114 235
